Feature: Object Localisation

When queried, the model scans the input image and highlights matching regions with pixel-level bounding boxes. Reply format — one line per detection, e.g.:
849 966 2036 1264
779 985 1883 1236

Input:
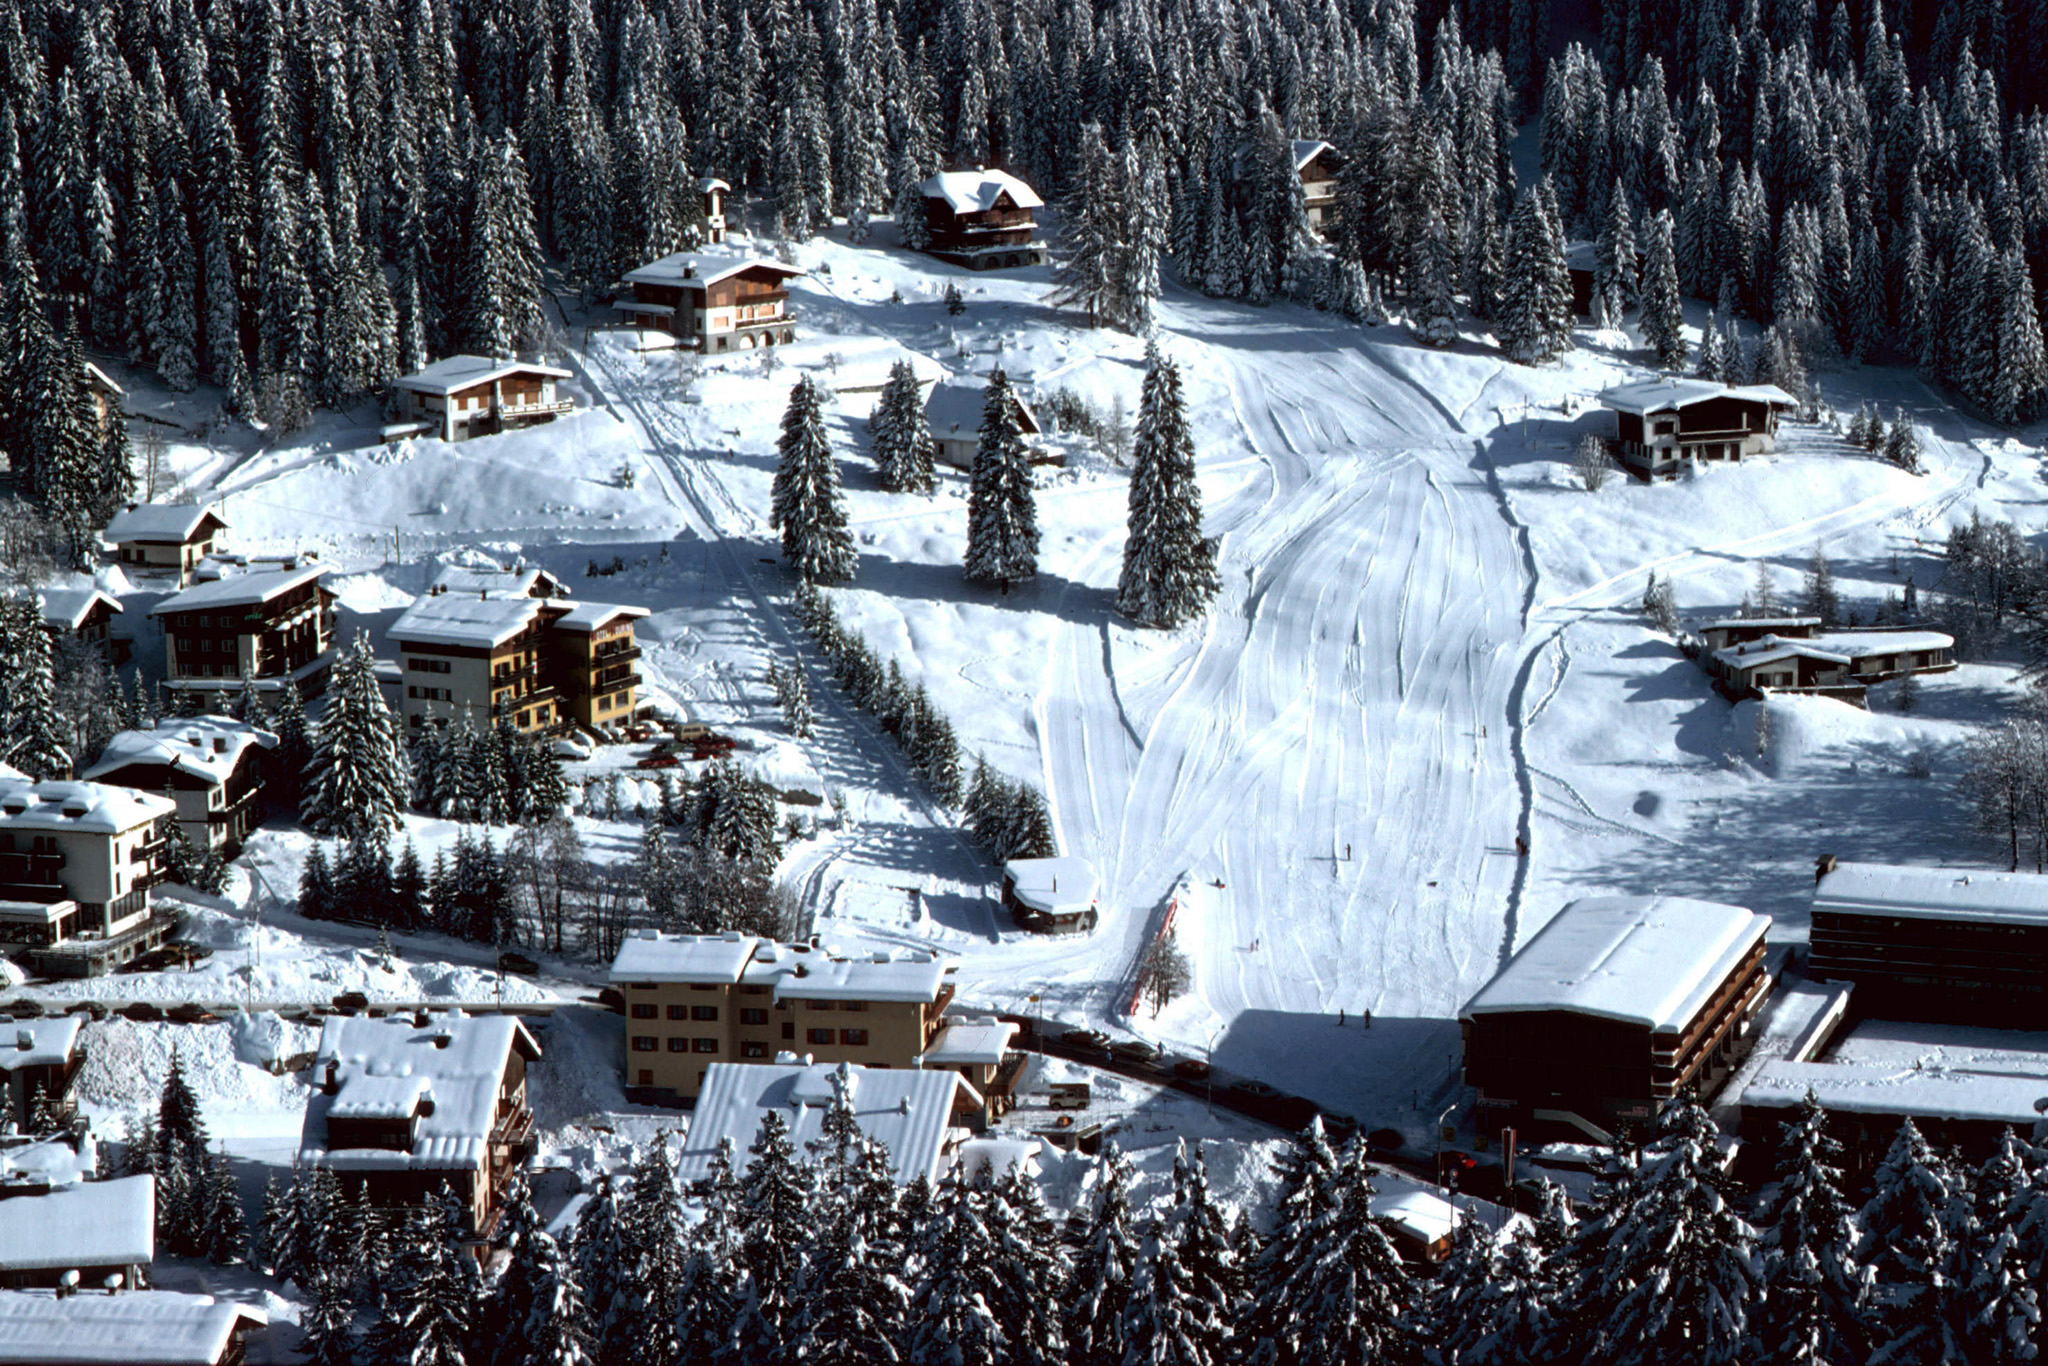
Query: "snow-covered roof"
1699 616 1820 633
83 717 277 789
0 1014 83 1071
38 588 122 632
1743 1059 2048 1127
610 933 952 1003
1597 378 1799 414
918 168 1045 213
428 562 568 600
1292 138 1334 171
610 931 761 984
0 1131 99 1188
389 592 541 649
677 1061 963 1186
0 780 174 836
924 376 1042 441
1371 1183 1463 1246
82 361 123 398
1461 895 1770 1031
0 1175 155 1274
921 1016 1019 1068
548 599 648 633
1714 638 1851 670
957 1136 1043 1182
1816 861 2048 926
1803 629 1955 658
0 1289 265 1365
622 253 807 291
299 1011 540 1173
697 176 732 194
392 354 571 396
1003 857 1099 914
101 504 223 545
329 1073 432 1120
150 563 327 615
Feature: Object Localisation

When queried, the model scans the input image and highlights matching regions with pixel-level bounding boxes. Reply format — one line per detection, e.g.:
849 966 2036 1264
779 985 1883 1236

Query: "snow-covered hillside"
142 230 2039 1141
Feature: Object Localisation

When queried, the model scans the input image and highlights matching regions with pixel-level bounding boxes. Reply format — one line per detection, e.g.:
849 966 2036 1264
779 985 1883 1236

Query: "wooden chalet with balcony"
917 169 1048 269
391 357 575 443
388 592 648 736
1461 895 1773 1141
1294 140 1341 238
150 560 336 708
298 1010 541 1240
619 254 804 352
38 588 128 667
102 505 227 587
0 780 176 978
1597 378 1800 479
82 718 277 857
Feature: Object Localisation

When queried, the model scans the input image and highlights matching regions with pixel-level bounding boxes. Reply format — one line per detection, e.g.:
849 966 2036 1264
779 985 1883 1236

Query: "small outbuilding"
1001 857 1100 934
925 376 1044 471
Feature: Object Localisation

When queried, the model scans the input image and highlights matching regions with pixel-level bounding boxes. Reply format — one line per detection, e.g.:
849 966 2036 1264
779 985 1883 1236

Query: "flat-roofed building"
1810 859 2048 1028
0 780 176 977
102 505 227 587
1461 895 1773 1140
675 1060 968 1185
298 1010 541 1238
609 932 957 1104
150 560 336 709
0 1173 153 1290
82 718 276 857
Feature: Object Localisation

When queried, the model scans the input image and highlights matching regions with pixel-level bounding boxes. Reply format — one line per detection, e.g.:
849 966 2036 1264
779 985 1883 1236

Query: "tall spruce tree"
1118 352 1219 628
1749 1093 1868 1366
964 369 1040 593
301 632 410 838
771 375 858 583
871 359 937 494
1498 185 1573 363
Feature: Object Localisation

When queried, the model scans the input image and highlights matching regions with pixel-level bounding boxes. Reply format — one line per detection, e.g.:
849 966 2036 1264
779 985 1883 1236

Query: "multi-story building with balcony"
916 169 1048 269
618 254 805 351
390 356 576 443
1294 139 1341 237
81 717 277 857
0 779 176 977
609 932 963 1105
389 592 648 736
150 559 337 709
297 1010 541 1239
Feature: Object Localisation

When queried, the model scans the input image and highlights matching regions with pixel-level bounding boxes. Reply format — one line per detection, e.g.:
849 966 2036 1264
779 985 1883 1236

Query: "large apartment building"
150 559 336 708
609 932 957 1104
388 593 648 736
0 780 176 977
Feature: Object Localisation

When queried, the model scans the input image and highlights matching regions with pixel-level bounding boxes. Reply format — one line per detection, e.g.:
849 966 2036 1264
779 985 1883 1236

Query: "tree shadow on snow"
1204 1008 1466 1127
842 548 1117 624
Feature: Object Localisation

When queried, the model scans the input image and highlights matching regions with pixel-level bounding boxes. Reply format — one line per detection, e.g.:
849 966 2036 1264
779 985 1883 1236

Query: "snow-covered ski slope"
194 230 2027 1131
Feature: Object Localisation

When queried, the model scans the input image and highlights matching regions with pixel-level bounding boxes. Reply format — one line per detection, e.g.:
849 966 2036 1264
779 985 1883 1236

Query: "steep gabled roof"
918 169 1045 213
82 717 277 788
37 588 122 632
102 505 224 545
393 355 571 396
1292 138 1335 172
923 376 1042 440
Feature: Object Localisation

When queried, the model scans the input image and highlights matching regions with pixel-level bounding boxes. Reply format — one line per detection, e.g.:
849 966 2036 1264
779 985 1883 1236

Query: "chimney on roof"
16 1029 31 1050
323 1060 340 1094
1815 854 1837 883
683 263 696 278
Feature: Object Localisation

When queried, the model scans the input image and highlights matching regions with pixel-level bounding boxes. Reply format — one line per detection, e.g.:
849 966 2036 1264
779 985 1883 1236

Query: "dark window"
807 1028 834 1045
691 984 718 992
840 1001 869 1013
667 1004 689 1020
693 1038 719 1054
692 1005 719 1022
631 1036 657 1052
741 1008 768 1025
637 1069 653 1086
840 1029 869 1046
741 1041 768 1058
667 1038 688 1053
631 1003 657 1019
782 1023 796 1040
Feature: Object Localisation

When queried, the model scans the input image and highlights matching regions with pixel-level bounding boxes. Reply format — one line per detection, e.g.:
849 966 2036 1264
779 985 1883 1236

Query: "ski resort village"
15 0 2048 1361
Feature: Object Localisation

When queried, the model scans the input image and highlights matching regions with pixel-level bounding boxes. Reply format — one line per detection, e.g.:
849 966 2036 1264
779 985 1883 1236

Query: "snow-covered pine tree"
301 633 410 839
1412 207 1460 347
1954 1128 2039 1366
676 1141 745 1365
462 130 545 357
771 375 858 583
1247 1120 1344 1364
1118 353 1219 628
268 680 311 811
1594 179 1636 326
571 1176 627 1357
1284 1145 1417 1366
364 1189 479 1366
201 1149 248 1264
296 1266 358 1366
297 843 335 920
1166 1143 1242 1365
1884 412 1923 474
1638 208 1687 368
1 602 70 779
1498 185 1573 364
964 369 1040 594
1068 1143 1142 1366
1802 545 1841 626
1748 1093 1869 1366
1696 310 1728 378
731 1108 818 1363
1052 123 1128 329
1857 1120 1960 1366
872 359 937 494
508 1230 592 1366
609 1141 688 1366
908 1169 1005 1366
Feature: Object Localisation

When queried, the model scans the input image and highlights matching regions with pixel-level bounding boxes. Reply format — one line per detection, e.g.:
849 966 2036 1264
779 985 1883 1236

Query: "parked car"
636 753 680 770
119 1002 165 1022
3 998 45 1018
597 987 625 1013
1060 1028 1109 1053
167 1003 221 1025
549 737 593 761
64 1001 110 1022
496 952 540 976
1172 1058 1211 1080
1109 1040 1159 1065
331 991 371 1013
1232 1079 1280 1099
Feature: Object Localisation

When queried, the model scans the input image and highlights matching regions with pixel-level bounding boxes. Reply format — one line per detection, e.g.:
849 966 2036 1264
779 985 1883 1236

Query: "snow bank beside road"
73 1019 317 1140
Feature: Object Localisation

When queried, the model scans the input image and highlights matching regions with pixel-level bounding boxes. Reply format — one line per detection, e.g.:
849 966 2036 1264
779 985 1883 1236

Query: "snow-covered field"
109 223 2048 1150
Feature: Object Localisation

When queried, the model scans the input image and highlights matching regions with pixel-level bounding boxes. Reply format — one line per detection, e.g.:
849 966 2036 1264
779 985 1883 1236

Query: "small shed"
1001 857 1100 934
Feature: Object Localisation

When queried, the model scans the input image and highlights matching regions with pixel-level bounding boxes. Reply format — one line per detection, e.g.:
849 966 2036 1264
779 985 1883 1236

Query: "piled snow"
71 1019 317 1140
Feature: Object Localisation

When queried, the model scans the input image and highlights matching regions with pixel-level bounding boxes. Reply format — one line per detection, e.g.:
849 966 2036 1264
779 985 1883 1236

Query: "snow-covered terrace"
1461 896 1771 1031
0 1289 265 1365
676 1061 967 1186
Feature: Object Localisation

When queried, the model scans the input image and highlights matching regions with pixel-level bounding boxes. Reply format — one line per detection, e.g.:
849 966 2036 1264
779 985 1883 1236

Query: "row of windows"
407 686 454 702
632 1029 869 1052
407 657 453 674
631 1003 729 1021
